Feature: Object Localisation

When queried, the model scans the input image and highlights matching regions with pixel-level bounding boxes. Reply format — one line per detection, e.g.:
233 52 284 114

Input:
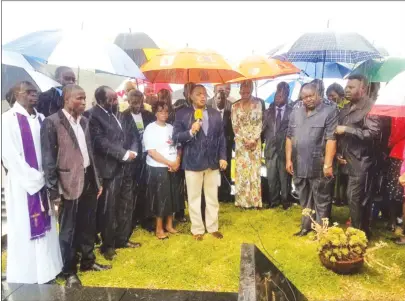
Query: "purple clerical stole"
16 113 51 240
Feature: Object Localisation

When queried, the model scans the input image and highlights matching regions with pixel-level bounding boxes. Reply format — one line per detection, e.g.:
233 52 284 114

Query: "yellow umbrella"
227 55 300 83
141 47 243 84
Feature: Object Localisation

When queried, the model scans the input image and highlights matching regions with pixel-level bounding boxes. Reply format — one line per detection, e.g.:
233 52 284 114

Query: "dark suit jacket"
262 103 293 161
337 97 381 176
173 107 227 171
37 87 63 117
83 105 128 179
222 109 234 163
118 109 142 176
41 110 100 200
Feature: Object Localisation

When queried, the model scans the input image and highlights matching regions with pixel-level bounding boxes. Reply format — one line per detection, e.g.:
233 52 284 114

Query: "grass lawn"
2 203 405 301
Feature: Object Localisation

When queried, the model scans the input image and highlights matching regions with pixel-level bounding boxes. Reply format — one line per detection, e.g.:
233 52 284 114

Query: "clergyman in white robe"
1 101 62 284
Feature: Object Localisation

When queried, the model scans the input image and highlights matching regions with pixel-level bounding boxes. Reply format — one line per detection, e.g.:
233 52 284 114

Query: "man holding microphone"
173 84 227 241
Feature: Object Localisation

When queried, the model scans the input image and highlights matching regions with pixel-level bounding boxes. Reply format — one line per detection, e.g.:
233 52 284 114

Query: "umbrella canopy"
270 31 382 64
347 57 405 82
141 48 243 84
2 50 60 99
369 71 405 117
113 32 159 68
227 55 300 83
294 61 352 78
3 30 145 79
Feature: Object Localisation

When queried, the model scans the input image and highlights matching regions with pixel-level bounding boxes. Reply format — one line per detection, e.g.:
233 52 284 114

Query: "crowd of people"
2 65 404 289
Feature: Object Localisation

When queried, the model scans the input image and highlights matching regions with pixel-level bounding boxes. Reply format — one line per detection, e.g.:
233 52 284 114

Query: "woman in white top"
143 101 183 239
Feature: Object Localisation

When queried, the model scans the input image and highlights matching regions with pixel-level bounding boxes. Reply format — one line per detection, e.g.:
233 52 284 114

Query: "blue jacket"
173 106 227 172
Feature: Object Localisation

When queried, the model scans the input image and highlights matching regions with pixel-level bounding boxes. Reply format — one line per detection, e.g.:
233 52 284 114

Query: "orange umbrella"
227 55 300 83
141 47 243 84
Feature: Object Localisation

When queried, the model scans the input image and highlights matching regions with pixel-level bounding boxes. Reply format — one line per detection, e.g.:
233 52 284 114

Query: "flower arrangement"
302 208 402 276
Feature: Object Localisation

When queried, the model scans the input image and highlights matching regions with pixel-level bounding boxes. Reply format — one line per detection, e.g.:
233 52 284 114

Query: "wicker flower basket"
319 255 364 275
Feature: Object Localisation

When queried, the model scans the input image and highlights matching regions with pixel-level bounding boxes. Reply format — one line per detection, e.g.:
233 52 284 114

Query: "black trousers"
346 172 374 233
218 158 233 202
266 155 291 206
132 156 149 227
294 177 333 231
98 166 134 252
59 167 97 275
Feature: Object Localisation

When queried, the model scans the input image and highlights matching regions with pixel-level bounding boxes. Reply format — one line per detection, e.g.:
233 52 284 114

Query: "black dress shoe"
282 202 292 210
80 262 112 272
294 229 311 237
45 278 57 284
65 274 82 288
269 203 280 209
101 248 116 261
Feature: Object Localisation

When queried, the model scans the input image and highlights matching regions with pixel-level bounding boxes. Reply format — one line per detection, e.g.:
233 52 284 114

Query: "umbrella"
1 50 60 99
140 47 243 84
369 71 405 117
294 62 352 78
347 57 405 82
113 32 159 68
270 31 382 64
227 55 300 83
3 30 145 79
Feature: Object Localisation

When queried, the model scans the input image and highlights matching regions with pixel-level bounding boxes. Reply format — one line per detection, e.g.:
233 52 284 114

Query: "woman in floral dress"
231 80 262 208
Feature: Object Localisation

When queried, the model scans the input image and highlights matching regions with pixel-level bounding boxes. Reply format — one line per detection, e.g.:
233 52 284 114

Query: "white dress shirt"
62 109 90 168
275 104 286 121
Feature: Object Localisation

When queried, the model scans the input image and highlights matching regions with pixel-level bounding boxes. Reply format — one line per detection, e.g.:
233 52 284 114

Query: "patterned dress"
231 99 262 208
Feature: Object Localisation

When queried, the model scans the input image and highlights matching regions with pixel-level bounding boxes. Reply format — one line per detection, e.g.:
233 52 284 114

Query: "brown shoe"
193 234 204 241
211 231 223 239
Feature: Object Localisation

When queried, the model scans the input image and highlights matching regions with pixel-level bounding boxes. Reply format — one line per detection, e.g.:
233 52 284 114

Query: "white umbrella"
1 50 60 99
3 30 145 79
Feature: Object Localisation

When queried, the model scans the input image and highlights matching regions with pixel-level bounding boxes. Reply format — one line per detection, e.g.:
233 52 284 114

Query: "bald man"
41 84 110 288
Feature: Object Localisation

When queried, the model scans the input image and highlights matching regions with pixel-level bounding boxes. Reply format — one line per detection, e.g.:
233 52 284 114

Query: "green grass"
2 203 405 300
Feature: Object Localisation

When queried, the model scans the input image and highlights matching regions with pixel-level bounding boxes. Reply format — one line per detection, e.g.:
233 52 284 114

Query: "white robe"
1 102 62 284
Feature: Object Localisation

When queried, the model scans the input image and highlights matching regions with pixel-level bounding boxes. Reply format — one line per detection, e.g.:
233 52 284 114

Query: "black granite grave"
1 243 306 301
238 243 307 301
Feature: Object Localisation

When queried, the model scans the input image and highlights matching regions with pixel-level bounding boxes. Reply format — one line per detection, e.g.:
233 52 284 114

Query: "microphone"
194 109 203 121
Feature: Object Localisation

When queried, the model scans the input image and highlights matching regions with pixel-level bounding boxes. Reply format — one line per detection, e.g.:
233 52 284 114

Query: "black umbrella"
114 32 159 68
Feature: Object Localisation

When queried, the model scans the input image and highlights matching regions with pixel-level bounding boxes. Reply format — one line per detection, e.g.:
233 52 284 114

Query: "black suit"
84 105 135 252
337 97 381 234
121 110 156 227
262 103 293 206
37 87 64 117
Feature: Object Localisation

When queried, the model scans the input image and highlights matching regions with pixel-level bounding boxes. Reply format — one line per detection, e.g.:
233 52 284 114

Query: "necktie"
276 108 282 131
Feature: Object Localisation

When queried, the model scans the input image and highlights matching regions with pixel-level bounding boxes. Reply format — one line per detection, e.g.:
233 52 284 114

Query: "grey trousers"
266 155 291 205
293 177 333 231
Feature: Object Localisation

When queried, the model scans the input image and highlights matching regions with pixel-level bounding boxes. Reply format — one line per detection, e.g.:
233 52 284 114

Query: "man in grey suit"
286 83 338 237
262 82 293 210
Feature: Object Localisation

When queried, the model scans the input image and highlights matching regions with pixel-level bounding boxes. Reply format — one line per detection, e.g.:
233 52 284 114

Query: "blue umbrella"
294 62 352 79
269 32 382 65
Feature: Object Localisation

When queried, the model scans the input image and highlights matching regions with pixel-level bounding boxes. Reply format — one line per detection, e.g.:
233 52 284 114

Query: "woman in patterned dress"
231 80 262 208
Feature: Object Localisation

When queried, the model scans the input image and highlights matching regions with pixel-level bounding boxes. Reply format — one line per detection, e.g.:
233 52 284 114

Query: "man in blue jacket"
173 84 227 241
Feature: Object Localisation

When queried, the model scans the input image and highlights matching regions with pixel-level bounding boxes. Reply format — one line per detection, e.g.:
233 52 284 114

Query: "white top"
62 109 90 168
144 122 177 168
